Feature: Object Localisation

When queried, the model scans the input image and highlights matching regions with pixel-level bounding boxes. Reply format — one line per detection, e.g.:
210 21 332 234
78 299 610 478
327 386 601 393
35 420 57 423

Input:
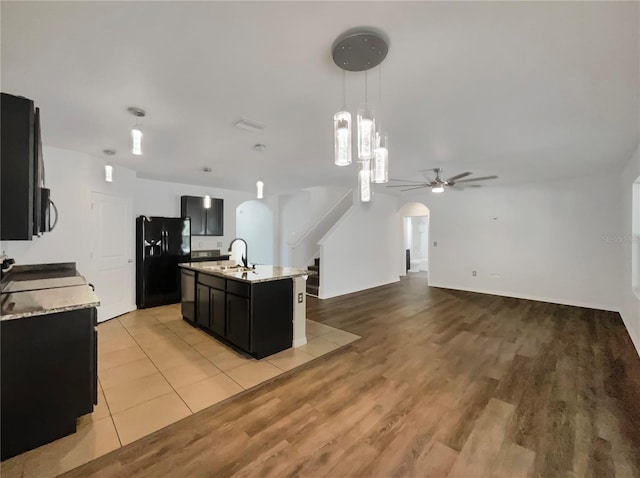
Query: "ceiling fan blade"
388 179 428 184
386 183 428 188
446 172 472 182
455 175 498 183
400 186 429 192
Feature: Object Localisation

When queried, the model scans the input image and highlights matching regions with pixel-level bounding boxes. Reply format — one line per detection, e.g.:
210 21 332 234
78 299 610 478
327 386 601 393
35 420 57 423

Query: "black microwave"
0 93 57 239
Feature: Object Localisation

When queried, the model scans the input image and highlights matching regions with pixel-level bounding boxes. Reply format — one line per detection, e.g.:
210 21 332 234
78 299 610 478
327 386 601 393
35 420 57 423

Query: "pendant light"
334 71 352 166
102 149 115 182
372 66 389 183
203 195 212 209
372 131 389 183
357 70 375 161
127 107 146 156
256 180 264 199
331 29 389 203
359 160 372 203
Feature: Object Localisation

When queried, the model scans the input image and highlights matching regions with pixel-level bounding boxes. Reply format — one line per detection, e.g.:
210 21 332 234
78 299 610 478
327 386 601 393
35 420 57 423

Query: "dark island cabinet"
226 293 250 350
209 287 226 336
196 283 210 329
181 270 293 359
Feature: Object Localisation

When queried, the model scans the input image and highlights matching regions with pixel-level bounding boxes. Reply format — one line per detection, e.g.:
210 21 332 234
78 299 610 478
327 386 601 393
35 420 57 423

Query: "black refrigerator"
136 216 191 309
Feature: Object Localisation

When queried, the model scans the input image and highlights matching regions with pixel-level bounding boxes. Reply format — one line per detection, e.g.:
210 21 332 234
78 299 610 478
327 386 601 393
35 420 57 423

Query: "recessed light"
254 143 266 151
103 149 116 156
203 167 212 173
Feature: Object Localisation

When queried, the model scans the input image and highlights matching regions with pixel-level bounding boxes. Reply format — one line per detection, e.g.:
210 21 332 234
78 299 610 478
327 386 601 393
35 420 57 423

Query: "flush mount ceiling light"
332 28 390 202
127 107 145 156
253 143 267 152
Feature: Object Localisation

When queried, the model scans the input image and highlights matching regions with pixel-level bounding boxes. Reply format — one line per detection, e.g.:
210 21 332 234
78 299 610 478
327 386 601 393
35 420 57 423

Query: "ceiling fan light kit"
332 28 390 203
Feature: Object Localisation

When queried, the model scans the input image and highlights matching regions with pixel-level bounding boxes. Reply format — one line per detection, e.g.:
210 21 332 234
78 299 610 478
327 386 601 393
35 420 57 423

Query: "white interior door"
90 192 135 322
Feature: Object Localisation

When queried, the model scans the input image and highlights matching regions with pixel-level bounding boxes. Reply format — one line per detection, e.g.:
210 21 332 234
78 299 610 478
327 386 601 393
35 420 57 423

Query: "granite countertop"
1 285 100 321
2 276 88 294
179 261 313 284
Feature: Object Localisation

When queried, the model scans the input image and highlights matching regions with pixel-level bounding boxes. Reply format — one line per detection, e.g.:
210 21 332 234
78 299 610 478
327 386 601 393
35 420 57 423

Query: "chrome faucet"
228 238 248 268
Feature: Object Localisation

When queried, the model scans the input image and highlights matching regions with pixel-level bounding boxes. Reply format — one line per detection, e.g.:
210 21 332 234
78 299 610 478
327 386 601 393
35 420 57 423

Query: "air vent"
234 118 266 132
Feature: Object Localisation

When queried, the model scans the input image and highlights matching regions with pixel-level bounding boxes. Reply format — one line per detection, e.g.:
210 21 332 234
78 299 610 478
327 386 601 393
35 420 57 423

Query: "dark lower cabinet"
226 293 250 350
180 269 196 323
196 283 210 329
0 307 98 460
180 269 293 359
210 287 226 336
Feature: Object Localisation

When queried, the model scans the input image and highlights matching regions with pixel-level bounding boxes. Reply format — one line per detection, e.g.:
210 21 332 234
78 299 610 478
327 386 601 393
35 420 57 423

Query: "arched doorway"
398 202 431 278
235 200 273 265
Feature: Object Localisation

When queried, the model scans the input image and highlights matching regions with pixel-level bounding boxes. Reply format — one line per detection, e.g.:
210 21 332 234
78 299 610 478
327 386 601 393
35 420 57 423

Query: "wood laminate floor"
62 275 640 477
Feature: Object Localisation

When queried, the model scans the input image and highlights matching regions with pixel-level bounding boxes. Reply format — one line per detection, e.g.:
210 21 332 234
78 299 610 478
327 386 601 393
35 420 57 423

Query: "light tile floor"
1 303 360 478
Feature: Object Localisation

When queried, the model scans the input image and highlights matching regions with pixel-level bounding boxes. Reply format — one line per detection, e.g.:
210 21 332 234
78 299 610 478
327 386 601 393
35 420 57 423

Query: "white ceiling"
2 1 638 194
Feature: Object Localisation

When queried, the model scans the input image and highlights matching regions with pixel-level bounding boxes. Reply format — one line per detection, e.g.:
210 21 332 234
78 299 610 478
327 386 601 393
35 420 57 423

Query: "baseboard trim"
620 309 640 358
293 337 308 348
428 282 620 313
319 277 400 300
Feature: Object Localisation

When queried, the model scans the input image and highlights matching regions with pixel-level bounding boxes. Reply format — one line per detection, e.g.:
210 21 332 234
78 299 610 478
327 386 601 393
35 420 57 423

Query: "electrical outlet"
472 271 477 277
433 241 438 247
298 292 303 303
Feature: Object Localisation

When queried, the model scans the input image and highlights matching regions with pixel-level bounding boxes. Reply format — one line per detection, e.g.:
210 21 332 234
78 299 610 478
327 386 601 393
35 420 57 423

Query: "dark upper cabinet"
1 93 35 240
181 195 223 236
205 198 224 236
181 196 206 235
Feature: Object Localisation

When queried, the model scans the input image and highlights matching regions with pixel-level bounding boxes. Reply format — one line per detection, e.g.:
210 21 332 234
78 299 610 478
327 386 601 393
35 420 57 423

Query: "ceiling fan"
387 168 498 193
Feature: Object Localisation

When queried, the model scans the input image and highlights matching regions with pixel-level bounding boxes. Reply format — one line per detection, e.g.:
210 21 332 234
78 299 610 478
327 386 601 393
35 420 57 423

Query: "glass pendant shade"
358 160 372 203
104 165 113 183
334 111 352 166
203 195 212 209
357 107 375 161
131 128 143 155
256 180 264 199
372 132 389 184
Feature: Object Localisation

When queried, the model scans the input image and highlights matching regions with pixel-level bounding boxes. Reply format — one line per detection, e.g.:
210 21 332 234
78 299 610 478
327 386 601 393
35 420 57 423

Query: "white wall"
236 200 274 265
133 178 253 252
319 192 401 299
1 146 263 274
426 173 623 311
1 147 138 284
278 186 350 266
620 146 640 355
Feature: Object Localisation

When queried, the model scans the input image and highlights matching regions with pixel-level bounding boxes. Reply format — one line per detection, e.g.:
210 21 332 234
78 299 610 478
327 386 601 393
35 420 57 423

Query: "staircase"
306 258 320 296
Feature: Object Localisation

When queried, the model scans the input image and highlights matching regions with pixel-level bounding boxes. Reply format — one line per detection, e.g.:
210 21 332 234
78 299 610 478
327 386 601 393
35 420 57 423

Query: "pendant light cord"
364 70 368 109
342 70 346 108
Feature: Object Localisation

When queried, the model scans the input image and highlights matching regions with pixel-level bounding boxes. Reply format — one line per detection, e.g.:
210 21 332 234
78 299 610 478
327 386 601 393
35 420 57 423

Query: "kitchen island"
179 261 310 359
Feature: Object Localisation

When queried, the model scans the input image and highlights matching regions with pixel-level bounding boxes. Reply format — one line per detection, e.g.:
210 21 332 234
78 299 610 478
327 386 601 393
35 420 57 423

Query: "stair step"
307 275 319 287
308 265 319 273
306 284 319 296
314 257 320 267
